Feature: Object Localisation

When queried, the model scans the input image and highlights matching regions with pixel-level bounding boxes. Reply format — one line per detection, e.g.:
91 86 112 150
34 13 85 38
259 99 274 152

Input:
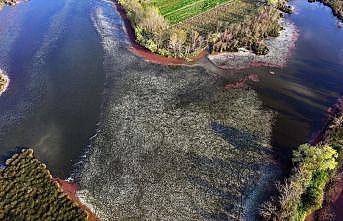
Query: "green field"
147 0 231 24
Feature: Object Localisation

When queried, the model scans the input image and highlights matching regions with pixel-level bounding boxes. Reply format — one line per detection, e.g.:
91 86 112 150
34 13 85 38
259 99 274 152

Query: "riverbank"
260 97 343 221
0 70 9 96
306 98 343 221
0 149 93 220
54 178 99 221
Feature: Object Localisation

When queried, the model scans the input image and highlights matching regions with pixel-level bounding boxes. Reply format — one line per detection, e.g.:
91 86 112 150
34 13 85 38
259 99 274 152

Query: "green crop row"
147 0 231 24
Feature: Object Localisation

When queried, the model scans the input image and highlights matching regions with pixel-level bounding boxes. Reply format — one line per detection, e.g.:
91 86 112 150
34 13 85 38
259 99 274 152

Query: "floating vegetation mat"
78 7 279 219
78 65 277 220
0 149 87 220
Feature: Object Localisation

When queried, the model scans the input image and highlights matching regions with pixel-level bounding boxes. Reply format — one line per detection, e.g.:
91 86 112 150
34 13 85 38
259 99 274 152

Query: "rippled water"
249 0 343 164
0 0 105 177
0 0 342 181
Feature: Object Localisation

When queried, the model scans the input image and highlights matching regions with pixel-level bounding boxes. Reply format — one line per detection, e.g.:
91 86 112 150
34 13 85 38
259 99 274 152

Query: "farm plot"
147 0 232 24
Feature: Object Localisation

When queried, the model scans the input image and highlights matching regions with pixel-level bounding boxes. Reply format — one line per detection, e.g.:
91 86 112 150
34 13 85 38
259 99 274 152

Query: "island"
0 70 9 96
117 0 292 59
0 149 92 220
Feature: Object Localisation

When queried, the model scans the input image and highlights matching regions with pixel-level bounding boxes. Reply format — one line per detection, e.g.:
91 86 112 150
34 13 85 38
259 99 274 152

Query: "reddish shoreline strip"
306 97 343 221
53 178 99 221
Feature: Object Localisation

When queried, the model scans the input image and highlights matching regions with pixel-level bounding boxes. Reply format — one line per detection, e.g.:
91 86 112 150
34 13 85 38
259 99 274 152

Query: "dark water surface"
0 0 342 178
0 0 105 178
249 0 343 164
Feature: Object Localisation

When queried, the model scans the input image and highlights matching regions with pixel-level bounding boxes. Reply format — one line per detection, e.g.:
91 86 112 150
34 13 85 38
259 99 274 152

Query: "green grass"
147 0 232 24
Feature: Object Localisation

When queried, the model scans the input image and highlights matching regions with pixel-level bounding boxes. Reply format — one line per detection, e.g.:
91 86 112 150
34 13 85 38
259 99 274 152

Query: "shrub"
260 144 338 221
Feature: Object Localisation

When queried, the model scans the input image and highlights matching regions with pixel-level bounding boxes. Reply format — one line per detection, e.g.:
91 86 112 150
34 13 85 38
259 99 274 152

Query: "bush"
260 144 338 221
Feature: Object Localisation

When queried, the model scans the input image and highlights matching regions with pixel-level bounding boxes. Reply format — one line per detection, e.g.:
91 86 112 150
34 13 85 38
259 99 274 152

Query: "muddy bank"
112 0 201 66
129 19 298 69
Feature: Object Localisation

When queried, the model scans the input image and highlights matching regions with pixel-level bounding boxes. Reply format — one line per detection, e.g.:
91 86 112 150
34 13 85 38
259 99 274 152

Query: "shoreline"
113 0 192 66
54 178 100 221
0 70 10 96
309 0 343 21
306 97 343 221
114 0 299 69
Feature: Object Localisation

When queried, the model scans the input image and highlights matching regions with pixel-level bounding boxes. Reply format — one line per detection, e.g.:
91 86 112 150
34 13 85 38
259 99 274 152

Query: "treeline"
260 98 343 221
211 7 282 55
309 0 343 21
118 0 289 59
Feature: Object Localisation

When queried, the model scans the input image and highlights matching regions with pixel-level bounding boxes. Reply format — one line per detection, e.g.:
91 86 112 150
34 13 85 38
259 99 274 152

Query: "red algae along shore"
54 178 100 221
305 98 343 221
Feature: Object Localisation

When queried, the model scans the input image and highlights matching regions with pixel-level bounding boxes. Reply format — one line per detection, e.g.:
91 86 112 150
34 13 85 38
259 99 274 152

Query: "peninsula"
118 0 292 59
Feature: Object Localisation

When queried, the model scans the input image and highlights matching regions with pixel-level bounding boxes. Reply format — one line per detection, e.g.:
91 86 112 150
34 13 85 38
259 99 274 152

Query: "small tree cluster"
260 144 338 221
211 7 282 55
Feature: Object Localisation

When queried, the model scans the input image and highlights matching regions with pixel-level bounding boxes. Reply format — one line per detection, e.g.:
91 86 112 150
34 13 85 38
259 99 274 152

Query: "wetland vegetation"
1 0 343 220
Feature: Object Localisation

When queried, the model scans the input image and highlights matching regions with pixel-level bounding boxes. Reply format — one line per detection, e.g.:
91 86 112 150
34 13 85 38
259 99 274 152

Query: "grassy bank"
260 98 343 221
0 149 88 220
118 0 291 59
309 0 343 21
